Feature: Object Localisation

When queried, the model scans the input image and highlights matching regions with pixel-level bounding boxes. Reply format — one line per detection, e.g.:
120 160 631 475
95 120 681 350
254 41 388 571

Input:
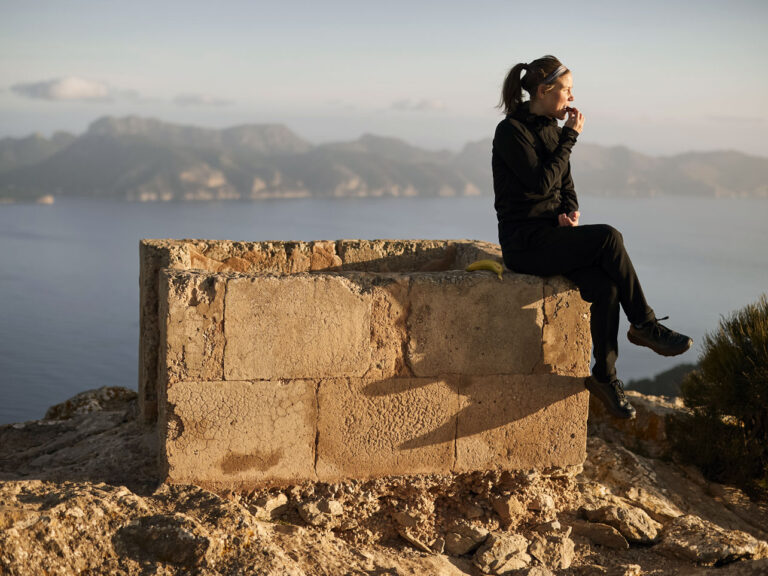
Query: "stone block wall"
140 239 591 489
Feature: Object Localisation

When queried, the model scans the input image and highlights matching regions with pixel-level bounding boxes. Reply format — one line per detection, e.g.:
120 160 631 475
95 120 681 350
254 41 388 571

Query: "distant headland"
1 116 766 203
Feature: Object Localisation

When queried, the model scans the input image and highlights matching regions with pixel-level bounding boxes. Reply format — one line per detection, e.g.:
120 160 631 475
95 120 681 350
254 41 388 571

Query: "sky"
1 0 767 156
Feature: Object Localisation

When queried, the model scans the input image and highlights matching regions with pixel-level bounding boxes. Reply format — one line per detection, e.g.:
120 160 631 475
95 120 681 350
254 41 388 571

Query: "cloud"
173 93 233 107
10 76 130 102
391 98 445 112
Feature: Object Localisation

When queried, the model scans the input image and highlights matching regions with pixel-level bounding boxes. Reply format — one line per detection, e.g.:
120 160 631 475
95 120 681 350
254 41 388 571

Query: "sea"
1 195 766 424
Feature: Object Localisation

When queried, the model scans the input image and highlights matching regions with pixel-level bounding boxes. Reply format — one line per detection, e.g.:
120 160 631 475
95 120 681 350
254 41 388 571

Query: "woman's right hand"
565 107 584 134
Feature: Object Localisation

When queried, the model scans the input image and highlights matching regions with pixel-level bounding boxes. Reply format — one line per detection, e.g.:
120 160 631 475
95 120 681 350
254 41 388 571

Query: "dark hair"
498 55 569 116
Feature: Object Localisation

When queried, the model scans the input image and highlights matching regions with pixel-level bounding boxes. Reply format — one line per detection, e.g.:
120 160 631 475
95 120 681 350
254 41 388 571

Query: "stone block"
336 239 459 272
316 377 458 480
160 380 317 488
365 274 411 379
224 274 371 380
139 240 195 421
541 277 591 376
454 374 588 472
407 272 544 377
159 270 226 384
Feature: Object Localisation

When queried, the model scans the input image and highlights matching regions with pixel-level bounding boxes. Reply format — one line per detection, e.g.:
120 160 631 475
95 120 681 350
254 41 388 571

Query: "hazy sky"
1 0 767 156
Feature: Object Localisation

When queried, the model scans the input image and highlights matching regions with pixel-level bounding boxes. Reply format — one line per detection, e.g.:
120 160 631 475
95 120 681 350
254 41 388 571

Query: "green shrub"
669 294 768 496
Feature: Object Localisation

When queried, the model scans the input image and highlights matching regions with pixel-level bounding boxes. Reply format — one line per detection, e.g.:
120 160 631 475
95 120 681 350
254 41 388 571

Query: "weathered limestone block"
365 274 411 379
336 239 459 272
454 374 588 472
225 274 371 380
541 277 591 376
408 272 544 377
139 240 189 421
158 270 226 385
161 380 317 488
316 377 459 480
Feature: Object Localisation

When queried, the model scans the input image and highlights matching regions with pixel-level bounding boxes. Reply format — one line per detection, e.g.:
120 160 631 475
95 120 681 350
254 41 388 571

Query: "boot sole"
584 378 636 420
627 331 693 357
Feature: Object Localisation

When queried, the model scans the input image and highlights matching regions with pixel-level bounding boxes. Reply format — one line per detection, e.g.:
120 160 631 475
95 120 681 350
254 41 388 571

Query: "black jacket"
492 101 579 250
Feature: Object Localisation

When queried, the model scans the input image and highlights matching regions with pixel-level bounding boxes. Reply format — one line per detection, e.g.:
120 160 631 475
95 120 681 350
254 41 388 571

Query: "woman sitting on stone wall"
492 54 693 419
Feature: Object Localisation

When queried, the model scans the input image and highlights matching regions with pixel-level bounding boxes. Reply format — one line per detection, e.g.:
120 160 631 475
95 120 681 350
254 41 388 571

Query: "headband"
541 64 567 84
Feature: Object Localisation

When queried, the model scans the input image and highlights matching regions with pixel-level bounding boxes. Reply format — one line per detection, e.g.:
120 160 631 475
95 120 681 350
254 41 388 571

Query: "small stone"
444 521 490 556
464 503 485 519
473 532 531 574
583 505 661 544
397 527 433 553
297 501 330 526
528 533 575 570
569 520 629 550
577 565 608 576
612 565 641 576
317 498 343 516
528 494 555 513
490 494 526 526
431 537 446 554
534 520 564 534
656 514 768 565
392 510 422 528
251 493 289 520
113 513 215 567
517 567 555 576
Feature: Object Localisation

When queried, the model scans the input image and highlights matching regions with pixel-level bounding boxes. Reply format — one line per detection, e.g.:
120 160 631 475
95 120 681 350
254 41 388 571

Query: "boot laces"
649 315 672 339
610 379 628 403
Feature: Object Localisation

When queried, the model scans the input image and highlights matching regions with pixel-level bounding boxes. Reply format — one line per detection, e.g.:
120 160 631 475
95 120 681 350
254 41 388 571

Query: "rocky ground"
1 387 767 575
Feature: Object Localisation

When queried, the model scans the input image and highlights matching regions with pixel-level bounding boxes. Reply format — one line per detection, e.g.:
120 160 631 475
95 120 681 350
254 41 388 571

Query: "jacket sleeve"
495 120 579 197
559 161 579 214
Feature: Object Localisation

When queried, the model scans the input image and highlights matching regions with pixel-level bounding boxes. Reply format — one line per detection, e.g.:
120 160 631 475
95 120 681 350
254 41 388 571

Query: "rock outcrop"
1 387 767 575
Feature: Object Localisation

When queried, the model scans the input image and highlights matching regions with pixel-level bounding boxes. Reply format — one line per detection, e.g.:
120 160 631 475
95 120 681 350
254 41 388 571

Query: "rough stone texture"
336 239 459 272
528 532 575 570
139 239 192 422
588 390 683 459
5 387 768 576
490 494 526 527
161 380 317 488
569 519 629 550
454 374 589 472
444 520 490 556
407 271 545 376
316 377 458 480
366 274 411 380
159 270 226 385
473 532 531 573
656 514 768 565
113 513 217 567
141 237 593 485
542 276 592 376
583 504 662 544
225 274 371 380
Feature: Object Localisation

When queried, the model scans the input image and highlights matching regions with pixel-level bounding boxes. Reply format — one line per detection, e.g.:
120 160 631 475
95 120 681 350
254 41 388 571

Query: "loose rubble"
1 386 767 575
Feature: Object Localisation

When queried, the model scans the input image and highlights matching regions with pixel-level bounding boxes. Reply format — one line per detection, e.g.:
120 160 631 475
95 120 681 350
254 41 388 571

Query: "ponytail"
498 63 528 116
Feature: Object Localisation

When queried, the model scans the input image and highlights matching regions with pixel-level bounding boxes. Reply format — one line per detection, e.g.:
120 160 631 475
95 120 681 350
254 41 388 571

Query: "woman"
492 55 692 419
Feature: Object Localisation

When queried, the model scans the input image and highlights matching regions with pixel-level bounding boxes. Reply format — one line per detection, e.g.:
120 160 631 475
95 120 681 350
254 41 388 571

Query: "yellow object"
466 259 503 280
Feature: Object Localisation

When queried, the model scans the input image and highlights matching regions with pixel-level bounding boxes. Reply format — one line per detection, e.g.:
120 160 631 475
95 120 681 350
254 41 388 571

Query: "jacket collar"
509 101 557 128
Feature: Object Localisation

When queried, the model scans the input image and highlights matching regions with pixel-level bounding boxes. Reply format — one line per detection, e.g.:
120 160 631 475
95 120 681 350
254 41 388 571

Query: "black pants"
501 223 655 382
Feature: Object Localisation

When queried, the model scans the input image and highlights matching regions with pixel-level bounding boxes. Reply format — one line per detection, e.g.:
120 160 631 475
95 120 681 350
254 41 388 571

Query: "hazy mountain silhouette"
1 116 766 202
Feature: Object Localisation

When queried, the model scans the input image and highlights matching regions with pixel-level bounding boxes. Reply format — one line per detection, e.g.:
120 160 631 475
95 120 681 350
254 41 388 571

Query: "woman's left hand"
558 211 580 227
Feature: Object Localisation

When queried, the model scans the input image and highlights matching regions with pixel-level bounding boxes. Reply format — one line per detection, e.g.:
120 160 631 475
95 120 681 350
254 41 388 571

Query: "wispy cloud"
10 76 136 102
391 98 445 112
173 93 233 107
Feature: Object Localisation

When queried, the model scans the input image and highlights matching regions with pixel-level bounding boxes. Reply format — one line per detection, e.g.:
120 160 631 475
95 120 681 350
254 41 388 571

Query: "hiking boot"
585 375 636 420
627 316 693 357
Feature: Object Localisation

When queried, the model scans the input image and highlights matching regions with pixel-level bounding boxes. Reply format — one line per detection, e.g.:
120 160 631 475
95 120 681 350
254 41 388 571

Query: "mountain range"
1 116 766 202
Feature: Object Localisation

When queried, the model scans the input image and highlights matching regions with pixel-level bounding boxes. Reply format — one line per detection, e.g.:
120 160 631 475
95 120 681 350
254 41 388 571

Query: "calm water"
1 195 767 424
